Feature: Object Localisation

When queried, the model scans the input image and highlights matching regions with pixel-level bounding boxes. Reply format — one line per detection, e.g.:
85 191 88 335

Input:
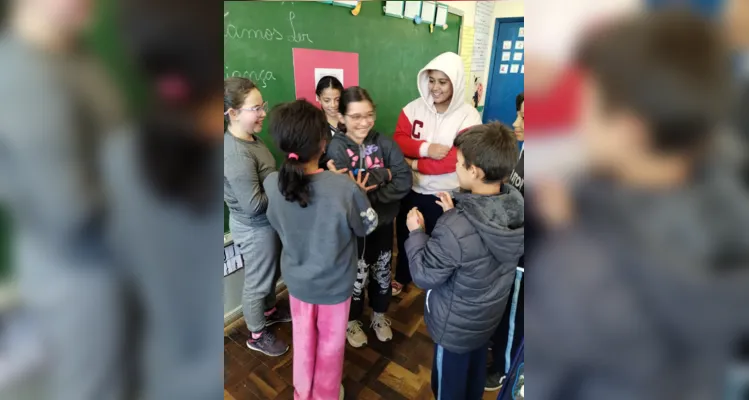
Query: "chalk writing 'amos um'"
224 11 313 43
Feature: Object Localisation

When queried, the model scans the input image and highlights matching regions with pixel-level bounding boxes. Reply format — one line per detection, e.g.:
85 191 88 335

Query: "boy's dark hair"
315 76 343 97
516 92 524 112
224 77 257 125
576 10 729 154
454 122 518 183
269 100 328 208
338 86 375 132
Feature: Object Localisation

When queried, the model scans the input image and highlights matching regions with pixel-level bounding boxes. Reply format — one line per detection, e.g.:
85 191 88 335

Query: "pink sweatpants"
289 295 351 400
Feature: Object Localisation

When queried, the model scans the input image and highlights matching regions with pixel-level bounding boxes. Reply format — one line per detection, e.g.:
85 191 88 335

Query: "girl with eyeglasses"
326 87 413 348
223 77 291 357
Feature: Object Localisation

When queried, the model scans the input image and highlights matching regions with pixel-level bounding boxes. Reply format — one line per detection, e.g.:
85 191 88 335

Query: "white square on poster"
499 64 509 74
510 64 520 73
332 0 358 7
403 1 421 19
513 52 523 61
515 41 524 50
521 65 524 74
420 1 436 24
315 68 344 88
384 1 405 17
501 52 511 61
519 27 525 37
503 40 512 50
435 3 448 26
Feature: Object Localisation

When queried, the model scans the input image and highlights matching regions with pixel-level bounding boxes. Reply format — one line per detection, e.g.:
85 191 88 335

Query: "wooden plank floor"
224 287 500 400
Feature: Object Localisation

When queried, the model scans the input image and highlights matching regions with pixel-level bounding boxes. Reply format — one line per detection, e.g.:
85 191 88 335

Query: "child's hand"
428 143 451 160
327 159 349 175
407 207 425 232
404 157 417 171
435 192 454 212
349 170 378 192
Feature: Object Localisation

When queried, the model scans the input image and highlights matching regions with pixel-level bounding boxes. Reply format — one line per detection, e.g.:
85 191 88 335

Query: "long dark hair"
315 75 343 97
268 100 328 208
119 0 220 210
337 86 374 133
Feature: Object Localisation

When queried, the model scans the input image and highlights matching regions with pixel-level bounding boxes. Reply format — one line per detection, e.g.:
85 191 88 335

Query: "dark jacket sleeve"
325 139 351 172
405 214 461 290
367 137 413 205
348 184 378 237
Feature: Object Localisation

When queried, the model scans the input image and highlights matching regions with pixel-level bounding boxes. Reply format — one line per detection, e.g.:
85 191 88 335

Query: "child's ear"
471 165 484 180
227 108 239 121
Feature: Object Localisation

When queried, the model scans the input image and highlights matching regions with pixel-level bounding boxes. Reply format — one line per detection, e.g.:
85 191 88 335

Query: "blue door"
483 18 525 126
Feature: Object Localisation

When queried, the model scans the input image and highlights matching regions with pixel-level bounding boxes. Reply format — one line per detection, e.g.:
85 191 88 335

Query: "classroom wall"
448 0 525 108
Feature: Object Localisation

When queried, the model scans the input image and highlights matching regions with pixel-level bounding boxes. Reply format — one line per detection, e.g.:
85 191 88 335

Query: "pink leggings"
290 295 351 400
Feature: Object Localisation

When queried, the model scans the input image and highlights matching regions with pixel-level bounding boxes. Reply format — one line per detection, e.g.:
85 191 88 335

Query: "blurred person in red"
102 1 223 399
0 0 126 399
526 10 749 400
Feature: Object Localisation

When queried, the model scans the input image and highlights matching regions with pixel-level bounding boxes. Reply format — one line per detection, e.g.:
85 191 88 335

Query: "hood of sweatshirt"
417 52 467 115
454 184 525 263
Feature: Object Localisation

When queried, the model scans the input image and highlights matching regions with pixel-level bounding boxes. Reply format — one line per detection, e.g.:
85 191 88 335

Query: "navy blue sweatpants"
431 343 488 400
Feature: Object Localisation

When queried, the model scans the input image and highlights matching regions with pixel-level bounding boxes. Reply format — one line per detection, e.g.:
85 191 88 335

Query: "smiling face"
342 100 375 144
513 100 525 141
316 87 341 122
229 88 265 135
428 70 454 106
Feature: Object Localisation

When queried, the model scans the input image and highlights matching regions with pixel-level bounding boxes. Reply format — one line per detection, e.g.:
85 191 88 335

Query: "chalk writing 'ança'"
224 11 313 43
225 68 277 88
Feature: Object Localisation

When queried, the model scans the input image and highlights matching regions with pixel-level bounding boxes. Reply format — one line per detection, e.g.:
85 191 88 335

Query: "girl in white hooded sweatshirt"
393 52 482 294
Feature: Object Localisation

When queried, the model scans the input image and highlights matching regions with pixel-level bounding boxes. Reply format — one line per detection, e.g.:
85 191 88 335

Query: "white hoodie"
394 52 482 194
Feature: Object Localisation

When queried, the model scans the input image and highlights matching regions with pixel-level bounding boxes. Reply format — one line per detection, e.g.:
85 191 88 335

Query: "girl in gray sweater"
224 78 290 357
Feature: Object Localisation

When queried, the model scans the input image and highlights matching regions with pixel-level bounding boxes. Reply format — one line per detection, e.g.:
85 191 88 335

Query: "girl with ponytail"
264 99 379 399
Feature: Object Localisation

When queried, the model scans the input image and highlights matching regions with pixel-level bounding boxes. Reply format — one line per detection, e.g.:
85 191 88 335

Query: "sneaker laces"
370 314 391 329
256 330 277 346
348 320 365 335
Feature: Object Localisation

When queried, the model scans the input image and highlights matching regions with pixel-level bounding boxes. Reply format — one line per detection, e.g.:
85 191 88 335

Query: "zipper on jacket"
358 143 367 262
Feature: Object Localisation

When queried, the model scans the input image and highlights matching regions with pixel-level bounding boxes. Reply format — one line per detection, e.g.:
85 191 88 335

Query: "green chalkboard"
223 0 462 232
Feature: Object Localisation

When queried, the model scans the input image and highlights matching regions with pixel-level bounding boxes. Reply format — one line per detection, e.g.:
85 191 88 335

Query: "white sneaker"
339 384 345 400
346 320 368 348
371 313 393 342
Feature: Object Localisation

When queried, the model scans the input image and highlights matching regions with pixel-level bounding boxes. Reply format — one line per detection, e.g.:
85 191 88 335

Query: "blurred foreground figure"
526 10 749 400
0 0 125 399
103 1 223 399
723 0 749 185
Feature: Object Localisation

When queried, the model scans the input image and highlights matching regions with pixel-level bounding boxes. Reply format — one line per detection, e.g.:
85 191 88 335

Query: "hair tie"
288 153 299 160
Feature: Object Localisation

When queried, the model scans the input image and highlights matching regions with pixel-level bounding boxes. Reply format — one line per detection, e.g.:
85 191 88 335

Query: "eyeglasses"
224 102 269 115
345 111 376 123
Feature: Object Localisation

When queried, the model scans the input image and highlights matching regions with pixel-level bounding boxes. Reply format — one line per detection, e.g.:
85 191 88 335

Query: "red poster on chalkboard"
292 48 359 103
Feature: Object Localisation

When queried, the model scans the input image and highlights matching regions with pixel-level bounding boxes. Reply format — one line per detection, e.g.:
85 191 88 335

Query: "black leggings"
349 223 394 320
395 190 445 286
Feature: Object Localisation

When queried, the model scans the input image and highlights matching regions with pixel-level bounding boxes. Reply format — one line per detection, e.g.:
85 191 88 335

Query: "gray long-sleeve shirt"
224 132 276 226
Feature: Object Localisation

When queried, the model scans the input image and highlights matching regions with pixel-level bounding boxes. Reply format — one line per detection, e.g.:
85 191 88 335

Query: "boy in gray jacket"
405 122 524 400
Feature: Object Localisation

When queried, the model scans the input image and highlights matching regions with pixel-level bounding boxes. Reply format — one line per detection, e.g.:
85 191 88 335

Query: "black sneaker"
485 372 505 392
265 307 292 327
246 330 289 357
